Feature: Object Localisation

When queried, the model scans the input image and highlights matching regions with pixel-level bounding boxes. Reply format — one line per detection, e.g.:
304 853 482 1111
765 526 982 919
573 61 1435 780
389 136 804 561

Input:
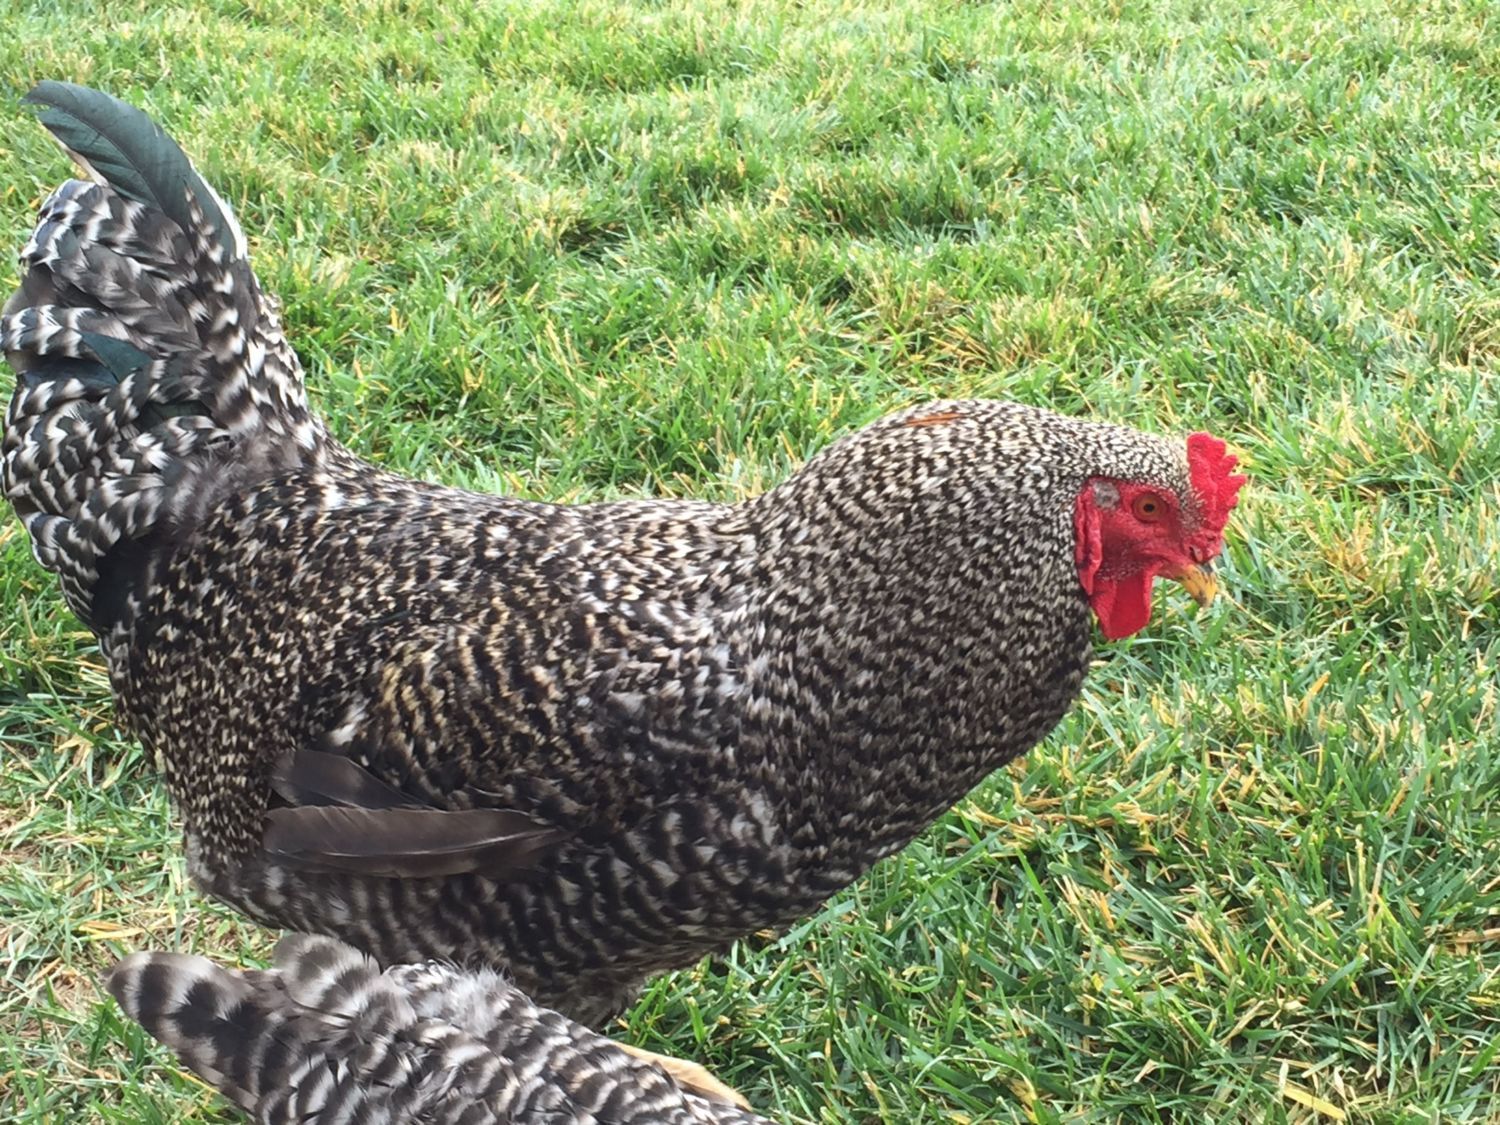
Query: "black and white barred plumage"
2 84 326 628
5 85 1238 1025
108 935 770 1124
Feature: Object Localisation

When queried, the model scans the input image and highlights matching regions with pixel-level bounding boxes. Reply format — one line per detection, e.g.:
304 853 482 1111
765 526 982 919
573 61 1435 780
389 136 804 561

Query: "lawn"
1 0 1498 1121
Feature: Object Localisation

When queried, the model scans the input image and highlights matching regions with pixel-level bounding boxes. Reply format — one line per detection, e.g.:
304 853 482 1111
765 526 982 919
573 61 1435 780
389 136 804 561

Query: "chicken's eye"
1132 494 1165 522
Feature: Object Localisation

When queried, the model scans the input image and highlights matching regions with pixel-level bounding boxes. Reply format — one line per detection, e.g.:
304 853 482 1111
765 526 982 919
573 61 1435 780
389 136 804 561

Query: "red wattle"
1089 571 1156 640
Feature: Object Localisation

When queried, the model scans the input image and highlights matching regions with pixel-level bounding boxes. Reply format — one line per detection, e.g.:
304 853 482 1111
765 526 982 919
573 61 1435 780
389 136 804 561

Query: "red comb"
1186 432 1247 541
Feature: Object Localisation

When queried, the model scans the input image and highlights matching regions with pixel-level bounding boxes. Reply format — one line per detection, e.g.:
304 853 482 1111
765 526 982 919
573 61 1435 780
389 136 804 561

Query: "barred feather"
1 82 323 629
107 935 772 1124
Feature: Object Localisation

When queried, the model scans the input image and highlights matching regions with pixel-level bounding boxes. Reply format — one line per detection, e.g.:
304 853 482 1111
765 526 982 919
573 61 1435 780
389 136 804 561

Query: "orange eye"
1132 494 1165 522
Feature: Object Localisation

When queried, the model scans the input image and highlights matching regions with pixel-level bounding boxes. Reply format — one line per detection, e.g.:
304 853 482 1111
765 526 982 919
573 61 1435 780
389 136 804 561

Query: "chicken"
108 934 772 1124
3 83 1246 1025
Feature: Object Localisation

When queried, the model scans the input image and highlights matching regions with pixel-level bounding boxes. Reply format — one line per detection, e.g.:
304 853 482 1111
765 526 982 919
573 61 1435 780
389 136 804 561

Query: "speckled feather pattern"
108 934 774 1124
5 86 1205 1025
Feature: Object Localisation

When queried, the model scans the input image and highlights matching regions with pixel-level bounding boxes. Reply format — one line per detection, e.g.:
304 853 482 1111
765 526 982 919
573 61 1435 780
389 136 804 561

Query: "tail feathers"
107 935 772 1124
22 80 249 268
107 941 468 1124
106 951 270 1114
2 82 325 629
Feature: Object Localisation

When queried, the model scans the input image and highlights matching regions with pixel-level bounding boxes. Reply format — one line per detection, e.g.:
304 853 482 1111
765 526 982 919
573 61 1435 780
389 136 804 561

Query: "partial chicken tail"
1 82 326 631
109 936 469 1122
106 934 770 1124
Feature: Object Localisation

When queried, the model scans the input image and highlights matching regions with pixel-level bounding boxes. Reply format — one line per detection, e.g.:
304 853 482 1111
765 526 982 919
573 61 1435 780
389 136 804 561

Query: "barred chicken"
3 83 1245 1025
109 934 770 1124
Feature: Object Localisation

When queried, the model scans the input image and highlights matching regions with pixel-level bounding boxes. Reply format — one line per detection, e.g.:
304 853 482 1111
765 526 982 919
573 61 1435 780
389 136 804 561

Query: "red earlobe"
1074 487 1102 595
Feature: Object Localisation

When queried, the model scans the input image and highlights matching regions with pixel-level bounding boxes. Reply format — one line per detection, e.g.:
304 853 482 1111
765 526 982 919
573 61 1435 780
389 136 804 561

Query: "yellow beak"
1173 562 1218 608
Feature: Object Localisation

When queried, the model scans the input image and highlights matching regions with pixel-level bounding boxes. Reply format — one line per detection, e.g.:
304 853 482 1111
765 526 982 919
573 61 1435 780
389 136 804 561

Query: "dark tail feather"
2 83 325 630
22 80 249 268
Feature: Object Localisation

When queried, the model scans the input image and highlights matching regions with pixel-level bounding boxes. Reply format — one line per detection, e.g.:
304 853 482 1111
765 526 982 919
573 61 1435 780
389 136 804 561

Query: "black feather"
271 748 427 811
263 806 568 879
77 330 150 379
23 81 241 261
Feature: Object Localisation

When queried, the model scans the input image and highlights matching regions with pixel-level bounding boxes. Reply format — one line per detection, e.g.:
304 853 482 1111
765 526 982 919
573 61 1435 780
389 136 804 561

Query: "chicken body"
121 408 1103 1022
3 85 1240 1024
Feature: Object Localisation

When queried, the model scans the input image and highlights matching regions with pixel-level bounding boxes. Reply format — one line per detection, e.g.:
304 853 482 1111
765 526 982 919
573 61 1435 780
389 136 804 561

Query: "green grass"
2 0 1498 1120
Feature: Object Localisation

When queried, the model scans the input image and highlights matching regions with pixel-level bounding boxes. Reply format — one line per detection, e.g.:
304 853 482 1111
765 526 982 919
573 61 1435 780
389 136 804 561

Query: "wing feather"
263 805 566 879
